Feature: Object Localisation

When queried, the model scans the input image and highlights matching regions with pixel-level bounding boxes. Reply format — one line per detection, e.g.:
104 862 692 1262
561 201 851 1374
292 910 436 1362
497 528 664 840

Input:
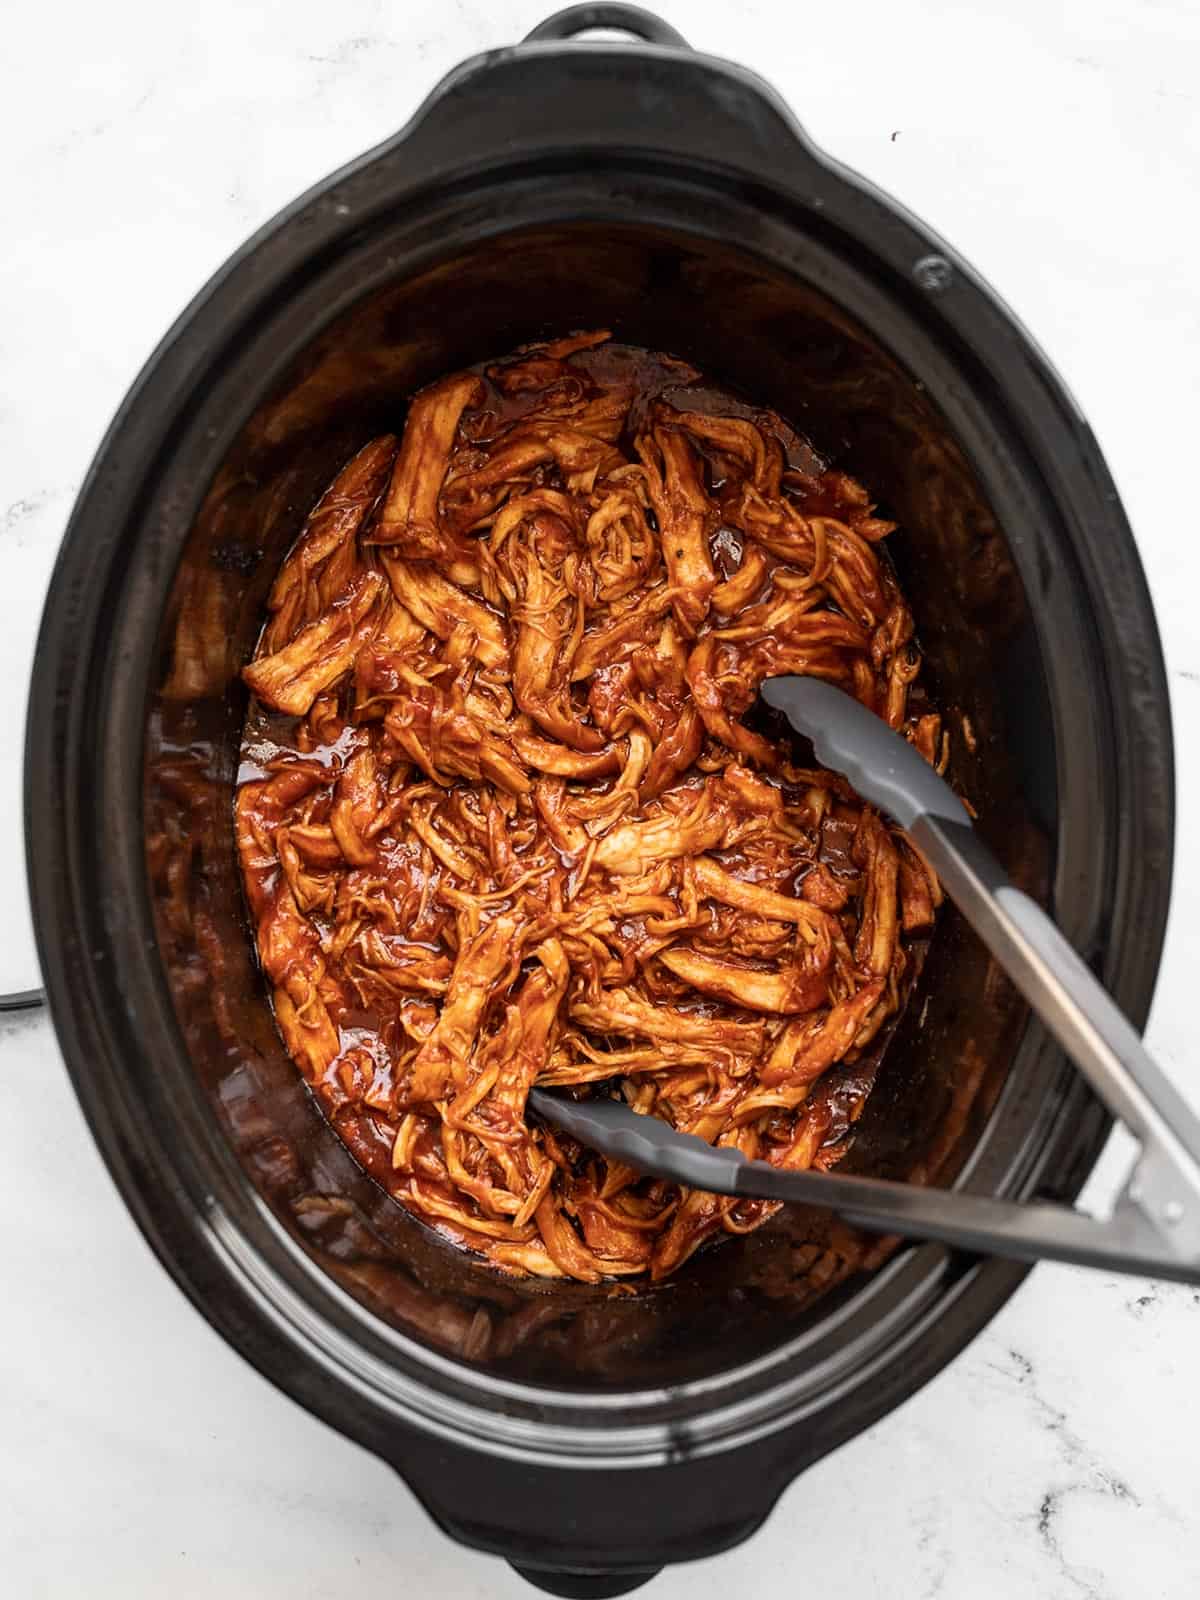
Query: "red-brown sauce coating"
235 333 944 1281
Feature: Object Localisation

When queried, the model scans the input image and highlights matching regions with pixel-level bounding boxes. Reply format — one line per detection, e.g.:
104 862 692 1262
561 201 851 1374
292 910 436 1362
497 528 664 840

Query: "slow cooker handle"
524 5 690 49
393 6 830 205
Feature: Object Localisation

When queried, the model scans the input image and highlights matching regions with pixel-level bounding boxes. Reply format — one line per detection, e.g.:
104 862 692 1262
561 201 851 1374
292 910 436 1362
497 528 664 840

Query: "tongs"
531 677 1200 1284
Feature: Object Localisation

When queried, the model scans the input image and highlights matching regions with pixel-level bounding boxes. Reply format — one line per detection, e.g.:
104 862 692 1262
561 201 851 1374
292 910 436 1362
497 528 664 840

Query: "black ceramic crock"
26 7 1174 1595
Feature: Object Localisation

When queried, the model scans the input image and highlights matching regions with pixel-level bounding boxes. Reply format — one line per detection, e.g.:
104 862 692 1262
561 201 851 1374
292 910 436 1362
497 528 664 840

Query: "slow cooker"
26 7 1173 1594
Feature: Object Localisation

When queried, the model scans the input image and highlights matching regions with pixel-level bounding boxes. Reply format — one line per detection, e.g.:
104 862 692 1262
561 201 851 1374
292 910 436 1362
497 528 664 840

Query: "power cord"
0 988 45 1011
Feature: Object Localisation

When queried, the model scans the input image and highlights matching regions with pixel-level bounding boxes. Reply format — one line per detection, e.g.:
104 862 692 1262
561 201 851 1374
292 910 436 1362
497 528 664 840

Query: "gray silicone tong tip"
759 674 968 829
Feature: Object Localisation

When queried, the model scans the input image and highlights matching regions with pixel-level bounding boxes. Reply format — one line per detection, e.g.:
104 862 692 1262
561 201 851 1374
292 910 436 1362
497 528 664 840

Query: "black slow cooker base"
512 1565 663 1597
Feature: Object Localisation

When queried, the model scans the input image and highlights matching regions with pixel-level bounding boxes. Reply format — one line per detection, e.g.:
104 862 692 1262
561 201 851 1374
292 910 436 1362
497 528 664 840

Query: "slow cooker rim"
26 34 1172 1475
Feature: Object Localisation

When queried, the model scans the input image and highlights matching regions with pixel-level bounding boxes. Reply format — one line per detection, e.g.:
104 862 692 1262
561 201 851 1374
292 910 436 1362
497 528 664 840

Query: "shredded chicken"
236 335 945 1281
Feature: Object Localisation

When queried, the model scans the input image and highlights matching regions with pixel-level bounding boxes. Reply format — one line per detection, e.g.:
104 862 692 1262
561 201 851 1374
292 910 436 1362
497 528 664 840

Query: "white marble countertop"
3 2 1200 1595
